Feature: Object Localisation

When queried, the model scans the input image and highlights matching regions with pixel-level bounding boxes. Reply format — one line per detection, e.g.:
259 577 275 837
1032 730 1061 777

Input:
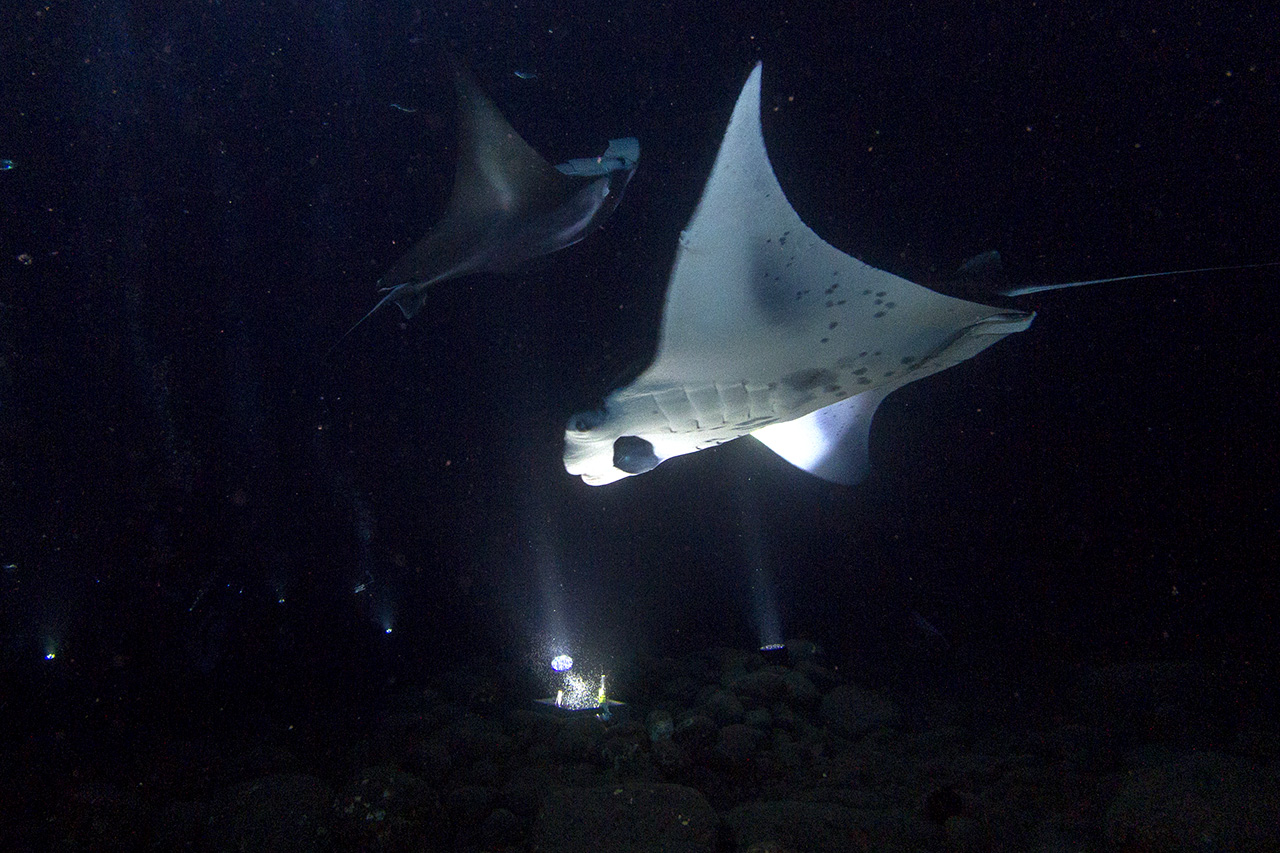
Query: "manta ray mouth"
612 436 660 474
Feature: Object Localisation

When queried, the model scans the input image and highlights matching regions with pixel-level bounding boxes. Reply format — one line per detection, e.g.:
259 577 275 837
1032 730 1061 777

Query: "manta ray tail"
1003 260 1280 296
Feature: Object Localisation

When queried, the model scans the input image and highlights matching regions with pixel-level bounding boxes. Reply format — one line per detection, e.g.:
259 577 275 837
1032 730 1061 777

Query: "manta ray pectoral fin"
751 390 890 485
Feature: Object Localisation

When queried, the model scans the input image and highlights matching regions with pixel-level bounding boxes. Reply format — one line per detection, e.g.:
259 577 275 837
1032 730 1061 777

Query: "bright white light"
45 652 56 661
551 653 573 672
384 626 393 634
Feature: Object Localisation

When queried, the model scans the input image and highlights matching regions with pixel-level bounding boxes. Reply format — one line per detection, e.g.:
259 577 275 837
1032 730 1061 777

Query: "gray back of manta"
564 64 1034 486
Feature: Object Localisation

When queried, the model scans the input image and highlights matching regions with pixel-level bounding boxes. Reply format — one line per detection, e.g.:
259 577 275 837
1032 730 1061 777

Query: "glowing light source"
540 671 619 712
534 640 624 716
760 642 788 664
45 652 55 661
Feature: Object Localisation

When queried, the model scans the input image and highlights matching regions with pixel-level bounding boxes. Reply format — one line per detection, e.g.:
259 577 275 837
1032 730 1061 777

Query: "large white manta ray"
563 64 1035 486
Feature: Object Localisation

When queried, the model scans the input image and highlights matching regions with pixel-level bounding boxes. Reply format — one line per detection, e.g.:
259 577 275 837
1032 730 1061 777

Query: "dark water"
1 0 1278 838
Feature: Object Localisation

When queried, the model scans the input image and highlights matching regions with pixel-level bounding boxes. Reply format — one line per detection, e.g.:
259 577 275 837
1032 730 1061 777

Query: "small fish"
513 69 538 80
389 103 417 113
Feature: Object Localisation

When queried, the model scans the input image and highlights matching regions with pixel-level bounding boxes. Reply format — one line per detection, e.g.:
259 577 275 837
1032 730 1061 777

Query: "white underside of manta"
563 64 1036 486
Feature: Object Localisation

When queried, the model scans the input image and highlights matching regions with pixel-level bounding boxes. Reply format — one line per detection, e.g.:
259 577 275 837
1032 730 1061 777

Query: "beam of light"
376 589 397 636
739 478 784 649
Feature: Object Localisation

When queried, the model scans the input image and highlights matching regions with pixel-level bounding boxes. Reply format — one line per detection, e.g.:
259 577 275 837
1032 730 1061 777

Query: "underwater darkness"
1 0 1279 804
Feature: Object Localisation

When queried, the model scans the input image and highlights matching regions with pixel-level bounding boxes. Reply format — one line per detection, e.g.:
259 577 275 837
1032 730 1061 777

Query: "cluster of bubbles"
556 671 601 710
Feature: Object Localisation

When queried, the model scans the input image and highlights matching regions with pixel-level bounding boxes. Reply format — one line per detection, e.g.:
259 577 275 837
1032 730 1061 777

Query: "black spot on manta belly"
783 367 838 391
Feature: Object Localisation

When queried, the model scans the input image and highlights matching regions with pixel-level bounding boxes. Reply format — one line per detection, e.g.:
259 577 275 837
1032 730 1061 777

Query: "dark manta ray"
563 64 1276 487
343 61 638 338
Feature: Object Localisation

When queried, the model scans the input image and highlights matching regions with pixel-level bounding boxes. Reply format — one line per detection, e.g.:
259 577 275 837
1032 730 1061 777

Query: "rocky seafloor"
10 644 1280 852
